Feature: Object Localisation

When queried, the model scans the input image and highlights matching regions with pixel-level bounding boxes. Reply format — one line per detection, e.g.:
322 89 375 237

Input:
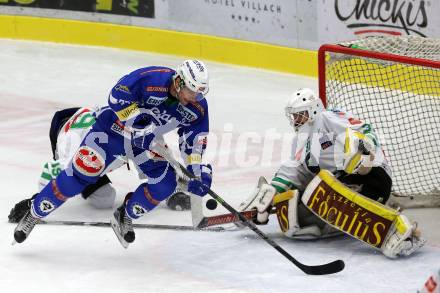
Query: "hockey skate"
8 194 36 223
383 218 426 258
110 204 135 249
13 207 40 244
396 222 427 257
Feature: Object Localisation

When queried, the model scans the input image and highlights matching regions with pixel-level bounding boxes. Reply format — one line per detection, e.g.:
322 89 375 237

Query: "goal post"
318 36 440 208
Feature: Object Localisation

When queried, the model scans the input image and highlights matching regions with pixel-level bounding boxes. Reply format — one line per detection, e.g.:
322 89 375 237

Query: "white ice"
0 39 439 293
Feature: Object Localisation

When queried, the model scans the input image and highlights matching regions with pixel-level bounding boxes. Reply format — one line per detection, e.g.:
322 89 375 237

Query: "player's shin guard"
32 171 86 218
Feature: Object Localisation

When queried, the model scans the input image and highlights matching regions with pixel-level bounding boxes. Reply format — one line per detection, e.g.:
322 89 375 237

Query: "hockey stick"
154 144 345 275
36 220 225 232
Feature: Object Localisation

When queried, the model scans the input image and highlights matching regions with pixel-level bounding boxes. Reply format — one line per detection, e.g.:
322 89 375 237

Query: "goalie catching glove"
238 177 276 225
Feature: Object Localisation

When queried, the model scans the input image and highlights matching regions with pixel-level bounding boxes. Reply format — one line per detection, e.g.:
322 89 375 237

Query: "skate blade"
110 217 129 249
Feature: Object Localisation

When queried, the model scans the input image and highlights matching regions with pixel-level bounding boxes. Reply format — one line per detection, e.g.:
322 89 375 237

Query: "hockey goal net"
318 36 440 208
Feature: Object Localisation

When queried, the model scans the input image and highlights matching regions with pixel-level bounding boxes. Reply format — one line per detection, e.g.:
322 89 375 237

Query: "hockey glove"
131 124 156 150
187 164 212 197
239 177 276 225
344 131 376 175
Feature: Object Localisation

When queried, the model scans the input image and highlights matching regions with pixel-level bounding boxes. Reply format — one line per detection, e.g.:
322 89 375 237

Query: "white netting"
321 36 440 207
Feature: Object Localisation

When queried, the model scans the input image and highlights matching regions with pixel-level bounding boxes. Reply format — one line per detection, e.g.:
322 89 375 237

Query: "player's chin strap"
150 142 345 276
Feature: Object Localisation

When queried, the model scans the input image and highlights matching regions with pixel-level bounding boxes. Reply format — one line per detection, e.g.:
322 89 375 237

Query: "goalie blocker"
241 170 425 258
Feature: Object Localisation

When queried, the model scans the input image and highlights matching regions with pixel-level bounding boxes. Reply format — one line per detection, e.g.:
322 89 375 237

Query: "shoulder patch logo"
115 84 131 94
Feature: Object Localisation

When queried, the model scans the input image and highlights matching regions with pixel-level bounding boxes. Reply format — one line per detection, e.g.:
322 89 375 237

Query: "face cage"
286 110 309 131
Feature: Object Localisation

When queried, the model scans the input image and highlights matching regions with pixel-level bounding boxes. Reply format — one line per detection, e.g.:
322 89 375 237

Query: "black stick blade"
298 259 345 275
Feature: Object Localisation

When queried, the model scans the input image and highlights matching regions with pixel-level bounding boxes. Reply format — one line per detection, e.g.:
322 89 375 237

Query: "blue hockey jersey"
97 66 209 166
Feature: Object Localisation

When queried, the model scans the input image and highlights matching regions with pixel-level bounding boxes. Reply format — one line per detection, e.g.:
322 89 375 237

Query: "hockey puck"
206 199 218 210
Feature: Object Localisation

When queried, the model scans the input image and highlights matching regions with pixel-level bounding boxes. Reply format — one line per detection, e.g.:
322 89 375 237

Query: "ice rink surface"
0 39 439 293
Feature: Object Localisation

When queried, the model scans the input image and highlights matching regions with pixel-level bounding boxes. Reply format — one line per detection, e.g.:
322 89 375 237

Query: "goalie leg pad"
274 190 339 240
302 170 425 257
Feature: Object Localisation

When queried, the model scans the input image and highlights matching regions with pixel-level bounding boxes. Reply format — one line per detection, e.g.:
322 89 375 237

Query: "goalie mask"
285 88 324 131
174 60 209 101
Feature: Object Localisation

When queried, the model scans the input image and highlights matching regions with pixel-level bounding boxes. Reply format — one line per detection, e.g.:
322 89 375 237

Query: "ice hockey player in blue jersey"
13 60 213 247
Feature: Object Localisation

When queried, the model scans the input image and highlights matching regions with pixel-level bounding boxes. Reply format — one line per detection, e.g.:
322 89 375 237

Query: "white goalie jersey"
271 109 391 193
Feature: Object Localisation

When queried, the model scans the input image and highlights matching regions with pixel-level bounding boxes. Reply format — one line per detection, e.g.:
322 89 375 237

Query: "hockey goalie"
240 88 426 258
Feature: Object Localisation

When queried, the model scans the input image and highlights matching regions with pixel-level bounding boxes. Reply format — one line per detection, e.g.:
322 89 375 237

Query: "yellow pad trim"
272 190 295 206
303 170 399 248
319 170 398 221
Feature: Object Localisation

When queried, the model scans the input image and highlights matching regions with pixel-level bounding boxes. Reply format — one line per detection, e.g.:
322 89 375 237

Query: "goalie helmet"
285 88 324 131
175 60 209 98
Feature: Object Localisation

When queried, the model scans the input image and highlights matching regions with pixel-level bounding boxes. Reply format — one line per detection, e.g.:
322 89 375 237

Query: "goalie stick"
35 220 225 231
153 144 345 275
30 210 262 231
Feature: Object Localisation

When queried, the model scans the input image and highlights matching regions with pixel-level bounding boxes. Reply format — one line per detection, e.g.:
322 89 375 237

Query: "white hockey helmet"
285 88 324 131
175 60 209 97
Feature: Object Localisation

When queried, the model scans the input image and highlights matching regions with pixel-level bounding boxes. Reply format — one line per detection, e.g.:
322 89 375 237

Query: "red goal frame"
317 44 440 108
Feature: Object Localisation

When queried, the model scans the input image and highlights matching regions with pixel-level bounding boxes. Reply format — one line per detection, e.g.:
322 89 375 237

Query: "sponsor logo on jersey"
189 101 205 116
109 94 132 106
147 107 173 124
110 121 131 139
177 104 197 123
146 96 165 106
73 146 105 176
319 134 334 150
348 117 362 125
115 103 140 121
115 84 131 94
306 179 393 248
132 203 148 216
146 86 168 93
